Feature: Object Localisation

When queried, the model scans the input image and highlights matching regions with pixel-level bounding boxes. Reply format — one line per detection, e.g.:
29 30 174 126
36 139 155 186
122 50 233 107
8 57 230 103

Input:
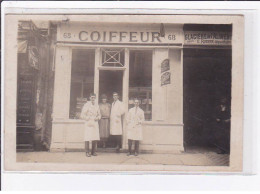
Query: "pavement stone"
17 151 229 166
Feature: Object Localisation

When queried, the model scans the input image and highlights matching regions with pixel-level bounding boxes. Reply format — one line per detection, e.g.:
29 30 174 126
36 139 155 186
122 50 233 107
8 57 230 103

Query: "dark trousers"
114 135 122 149
214 122 230 153
85 141 97 154
128 139 139 153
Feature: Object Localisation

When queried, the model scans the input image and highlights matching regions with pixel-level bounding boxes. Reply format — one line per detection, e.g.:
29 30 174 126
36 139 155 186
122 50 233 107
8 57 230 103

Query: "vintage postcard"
3 12 244 172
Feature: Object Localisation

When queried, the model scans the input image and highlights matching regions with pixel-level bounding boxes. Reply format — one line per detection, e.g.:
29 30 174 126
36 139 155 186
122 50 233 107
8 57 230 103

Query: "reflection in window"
69 49 95 119
129 50 152 121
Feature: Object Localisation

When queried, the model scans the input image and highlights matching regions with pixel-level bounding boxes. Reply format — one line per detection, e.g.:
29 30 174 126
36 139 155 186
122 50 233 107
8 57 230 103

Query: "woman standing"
80 93 101 157
99 94 111 148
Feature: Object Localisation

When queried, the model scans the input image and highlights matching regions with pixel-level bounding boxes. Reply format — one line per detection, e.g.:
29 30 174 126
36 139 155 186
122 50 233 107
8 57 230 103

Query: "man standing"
126 98 145 156
81 93 101 157
110 92 125 153
214 97 231 154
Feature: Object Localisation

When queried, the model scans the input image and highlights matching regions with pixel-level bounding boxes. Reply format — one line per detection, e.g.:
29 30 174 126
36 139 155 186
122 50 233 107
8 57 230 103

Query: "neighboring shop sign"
161 58 171 86
184 31 232 46
58 23 183 44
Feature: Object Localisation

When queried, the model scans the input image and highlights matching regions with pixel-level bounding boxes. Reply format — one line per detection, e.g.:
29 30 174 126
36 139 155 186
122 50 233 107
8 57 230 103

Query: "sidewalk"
17 149 229 166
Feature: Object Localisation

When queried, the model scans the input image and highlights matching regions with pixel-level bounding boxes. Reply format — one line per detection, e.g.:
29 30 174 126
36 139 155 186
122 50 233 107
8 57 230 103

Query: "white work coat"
80 101 101 141
110 100 125 135
126 106 145 140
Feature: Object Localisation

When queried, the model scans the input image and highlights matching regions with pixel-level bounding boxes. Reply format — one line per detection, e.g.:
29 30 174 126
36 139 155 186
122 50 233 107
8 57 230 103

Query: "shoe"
134 152 138 156
92 152 97 156
86 152 91 157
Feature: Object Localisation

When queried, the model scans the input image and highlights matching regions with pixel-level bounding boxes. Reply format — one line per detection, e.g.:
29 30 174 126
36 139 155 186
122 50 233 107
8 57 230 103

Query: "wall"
168 49 182 123
50 46 72 151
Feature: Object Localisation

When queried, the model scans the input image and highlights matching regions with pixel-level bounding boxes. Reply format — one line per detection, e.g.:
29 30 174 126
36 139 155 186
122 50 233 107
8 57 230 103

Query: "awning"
17 40 28 53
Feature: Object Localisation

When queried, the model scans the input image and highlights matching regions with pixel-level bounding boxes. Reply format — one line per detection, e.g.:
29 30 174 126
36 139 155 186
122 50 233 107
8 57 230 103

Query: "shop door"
183 48 231 153
98 70 123 149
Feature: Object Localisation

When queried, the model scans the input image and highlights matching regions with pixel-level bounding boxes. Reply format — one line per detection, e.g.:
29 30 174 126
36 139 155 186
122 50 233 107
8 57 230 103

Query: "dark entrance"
183 49 231 153
98 70 123 149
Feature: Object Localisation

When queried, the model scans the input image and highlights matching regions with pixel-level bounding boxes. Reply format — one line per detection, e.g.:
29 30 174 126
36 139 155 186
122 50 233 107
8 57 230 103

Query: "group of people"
80 92 145 157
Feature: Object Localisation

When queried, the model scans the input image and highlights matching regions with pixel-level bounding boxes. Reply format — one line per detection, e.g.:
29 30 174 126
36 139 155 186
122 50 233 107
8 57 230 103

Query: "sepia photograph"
3 13 244 172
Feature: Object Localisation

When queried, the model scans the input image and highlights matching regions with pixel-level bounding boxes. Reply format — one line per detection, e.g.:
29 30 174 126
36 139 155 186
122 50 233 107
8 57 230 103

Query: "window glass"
129 50 152 121
69 49 95 119
101 48 125 67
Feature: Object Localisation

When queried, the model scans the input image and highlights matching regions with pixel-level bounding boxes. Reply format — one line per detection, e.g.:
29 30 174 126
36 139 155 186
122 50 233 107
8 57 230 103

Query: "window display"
129 50 152 121
69 49 95 119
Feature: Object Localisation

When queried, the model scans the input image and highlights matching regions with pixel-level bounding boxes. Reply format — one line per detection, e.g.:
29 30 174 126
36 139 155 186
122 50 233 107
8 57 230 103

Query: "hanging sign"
161 59 170 73
28 46 39 70
184 31 232 46
161 72 171 86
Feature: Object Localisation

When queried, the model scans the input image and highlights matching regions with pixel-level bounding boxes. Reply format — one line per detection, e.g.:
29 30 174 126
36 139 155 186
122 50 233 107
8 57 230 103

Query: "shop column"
50 46 72 151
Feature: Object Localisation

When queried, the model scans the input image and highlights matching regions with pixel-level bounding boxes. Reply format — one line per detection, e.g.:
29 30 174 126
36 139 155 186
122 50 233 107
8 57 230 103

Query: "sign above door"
57 22 184 45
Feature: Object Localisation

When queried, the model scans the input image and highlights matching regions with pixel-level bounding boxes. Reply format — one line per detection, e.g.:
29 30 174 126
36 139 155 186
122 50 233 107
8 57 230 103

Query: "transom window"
101 48 125 67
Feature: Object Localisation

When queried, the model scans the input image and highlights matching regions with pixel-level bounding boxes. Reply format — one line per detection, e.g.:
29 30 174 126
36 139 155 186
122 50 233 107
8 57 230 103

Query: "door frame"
94 48 129 149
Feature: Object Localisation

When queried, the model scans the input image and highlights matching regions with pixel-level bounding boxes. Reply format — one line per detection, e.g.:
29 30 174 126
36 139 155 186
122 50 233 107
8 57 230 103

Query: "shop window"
101 48 125 67
129 50 153 121
69 49 95 119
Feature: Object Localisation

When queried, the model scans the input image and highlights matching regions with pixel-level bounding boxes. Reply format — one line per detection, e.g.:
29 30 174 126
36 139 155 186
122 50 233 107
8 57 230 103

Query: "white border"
1 1 259 190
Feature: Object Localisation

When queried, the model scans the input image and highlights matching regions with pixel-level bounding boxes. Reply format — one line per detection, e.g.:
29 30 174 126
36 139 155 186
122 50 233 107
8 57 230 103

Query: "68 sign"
168 34 176 41
63 33 71 39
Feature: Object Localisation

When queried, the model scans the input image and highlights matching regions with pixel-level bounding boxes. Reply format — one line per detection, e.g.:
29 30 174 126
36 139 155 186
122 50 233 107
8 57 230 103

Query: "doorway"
98 70 123 149
183 48 231 153
99 71 123 104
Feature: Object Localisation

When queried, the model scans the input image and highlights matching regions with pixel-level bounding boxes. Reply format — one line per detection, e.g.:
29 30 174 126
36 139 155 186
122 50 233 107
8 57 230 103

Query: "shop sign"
184 31 232 46
58 23 183 44
161 72 171 86
161 59 170 73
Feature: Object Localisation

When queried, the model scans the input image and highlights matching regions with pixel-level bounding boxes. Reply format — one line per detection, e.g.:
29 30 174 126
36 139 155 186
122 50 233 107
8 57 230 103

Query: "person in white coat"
110 92 125 153
126 98 145 156
80 93 101 157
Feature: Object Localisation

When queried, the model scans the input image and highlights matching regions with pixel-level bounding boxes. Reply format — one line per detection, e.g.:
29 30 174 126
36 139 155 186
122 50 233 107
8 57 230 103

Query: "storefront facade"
50 21 183 153
50 21 231 153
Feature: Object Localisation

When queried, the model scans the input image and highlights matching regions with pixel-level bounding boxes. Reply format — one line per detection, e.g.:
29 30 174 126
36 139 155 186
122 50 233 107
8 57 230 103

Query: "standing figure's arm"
80 104 90 121
139 110 145 124
96 107 101 121
126 109 131 125
108 104 111 117
120 102 126 116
